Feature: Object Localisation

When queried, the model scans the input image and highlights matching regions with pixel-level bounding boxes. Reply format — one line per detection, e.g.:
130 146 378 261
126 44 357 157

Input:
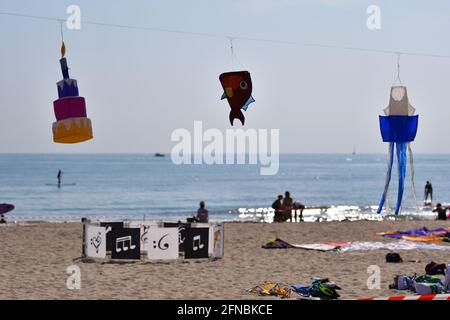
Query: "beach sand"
0 220 449 300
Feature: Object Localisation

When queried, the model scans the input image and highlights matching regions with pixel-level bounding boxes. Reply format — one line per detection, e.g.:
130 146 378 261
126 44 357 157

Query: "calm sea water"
0 154 449 222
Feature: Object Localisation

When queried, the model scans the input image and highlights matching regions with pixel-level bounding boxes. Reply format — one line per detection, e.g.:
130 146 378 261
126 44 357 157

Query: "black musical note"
90 232 102 254
153 234 170 250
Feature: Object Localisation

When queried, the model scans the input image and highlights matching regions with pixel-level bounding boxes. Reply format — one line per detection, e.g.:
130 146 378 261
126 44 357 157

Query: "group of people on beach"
424 181 448 220
272 191 305 223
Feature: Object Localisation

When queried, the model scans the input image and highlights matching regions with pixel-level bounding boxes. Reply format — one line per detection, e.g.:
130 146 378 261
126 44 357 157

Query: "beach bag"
425 261 446 275
414 282 444 294
390 275 414 290
309 278 341 299
414 275 445 294
386 252 403 263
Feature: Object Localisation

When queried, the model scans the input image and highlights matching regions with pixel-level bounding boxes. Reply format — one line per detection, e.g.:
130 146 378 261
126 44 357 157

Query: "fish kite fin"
221 92 227 100
241 96 255 111
229 109 245 126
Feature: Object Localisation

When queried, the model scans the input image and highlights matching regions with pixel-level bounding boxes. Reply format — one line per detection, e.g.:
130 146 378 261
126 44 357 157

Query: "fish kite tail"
395 142 407 215
377 142 395 214
408 143 418 209
229 109 245 126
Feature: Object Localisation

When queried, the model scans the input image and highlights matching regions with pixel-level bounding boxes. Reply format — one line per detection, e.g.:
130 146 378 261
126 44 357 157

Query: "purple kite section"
383 227 448 239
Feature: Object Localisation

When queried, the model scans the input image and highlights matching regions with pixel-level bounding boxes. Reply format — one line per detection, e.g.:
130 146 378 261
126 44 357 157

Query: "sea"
0 154 449 223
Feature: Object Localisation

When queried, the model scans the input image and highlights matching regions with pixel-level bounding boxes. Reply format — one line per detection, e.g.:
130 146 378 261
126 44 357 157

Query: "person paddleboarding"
57 169 63 188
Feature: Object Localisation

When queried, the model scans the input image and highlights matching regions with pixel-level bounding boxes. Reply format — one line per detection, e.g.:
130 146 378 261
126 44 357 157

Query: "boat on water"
154 153 165 158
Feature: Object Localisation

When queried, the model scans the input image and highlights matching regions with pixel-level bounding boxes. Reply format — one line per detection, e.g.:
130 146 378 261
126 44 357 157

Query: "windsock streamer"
377 86 418 215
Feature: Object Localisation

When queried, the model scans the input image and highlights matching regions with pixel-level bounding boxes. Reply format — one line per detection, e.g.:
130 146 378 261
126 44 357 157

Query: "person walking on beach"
57 169 63 188
433 203 447 221
282 191 293 222
424 181 433 203
272 195 283 222
195 201 209 223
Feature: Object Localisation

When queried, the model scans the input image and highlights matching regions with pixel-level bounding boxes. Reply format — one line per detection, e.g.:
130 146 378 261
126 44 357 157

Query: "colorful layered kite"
377 86 419 215
52 42 93 143
219 71 255 125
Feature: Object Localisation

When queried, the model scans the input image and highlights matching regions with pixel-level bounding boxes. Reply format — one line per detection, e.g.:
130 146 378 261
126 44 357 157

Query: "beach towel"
262 238 349 251
292 242 350 252
339 240 450 252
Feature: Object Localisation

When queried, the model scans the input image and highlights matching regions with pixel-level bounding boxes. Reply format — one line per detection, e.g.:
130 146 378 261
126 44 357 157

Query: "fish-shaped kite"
219 71 255 125
377 86 419 215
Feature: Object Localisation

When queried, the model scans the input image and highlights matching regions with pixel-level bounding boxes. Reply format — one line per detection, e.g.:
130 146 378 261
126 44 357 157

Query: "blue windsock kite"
377 86 418 215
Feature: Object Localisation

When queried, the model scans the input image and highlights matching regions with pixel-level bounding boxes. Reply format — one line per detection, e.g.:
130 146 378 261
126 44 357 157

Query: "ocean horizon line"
2 152 450 156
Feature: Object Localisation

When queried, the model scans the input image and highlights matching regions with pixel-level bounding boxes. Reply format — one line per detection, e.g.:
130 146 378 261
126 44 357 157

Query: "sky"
0 0 450 154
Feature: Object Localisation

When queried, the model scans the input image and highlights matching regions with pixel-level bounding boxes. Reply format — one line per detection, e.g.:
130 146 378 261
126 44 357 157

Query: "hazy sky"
1 0 450 154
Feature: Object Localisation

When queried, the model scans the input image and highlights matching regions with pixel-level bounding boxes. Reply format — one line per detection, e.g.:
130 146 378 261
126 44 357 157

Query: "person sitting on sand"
433 203 447 221
194 201 209 223
293 201 305 222
0 214 6 224
282 191 293 222
272 195 283 222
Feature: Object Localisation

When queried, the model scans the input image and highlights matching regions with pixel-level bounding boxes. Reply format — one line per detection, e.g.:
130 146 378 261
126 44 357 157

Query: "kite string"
226 38 246 71
60 19 64 43
229 37 234 69
2 10 450 60
395 53 402 85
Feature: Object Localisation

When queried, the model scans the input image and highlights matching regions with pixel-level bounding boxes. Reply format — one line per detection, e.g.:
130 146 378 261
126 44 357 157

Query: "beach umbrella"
52 41 93 143
377 85 418 215
0 203 15 215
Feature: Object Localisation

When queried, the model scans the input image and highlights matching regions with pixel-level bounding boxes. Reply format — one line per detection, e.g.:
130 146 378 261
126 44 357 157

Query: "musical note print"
116 236 136 253
193 235 204 252
179 226 186 244
153 234 170 250
141 225 150 244
90 232 102 254
184 227 209 259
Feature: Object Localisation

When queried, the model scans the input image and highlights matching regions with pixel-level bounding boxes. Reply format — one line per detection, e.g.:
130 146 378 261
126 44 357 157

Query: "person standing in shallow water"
424 181 433 203
272 195 283 222
433 203 447 221
282 191 293 222
57 170 63 188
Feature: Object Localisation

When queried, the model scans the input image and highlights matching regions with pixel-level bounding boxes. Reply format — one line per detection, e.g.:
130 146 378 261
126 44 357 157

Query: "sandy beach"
1 220 449 300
